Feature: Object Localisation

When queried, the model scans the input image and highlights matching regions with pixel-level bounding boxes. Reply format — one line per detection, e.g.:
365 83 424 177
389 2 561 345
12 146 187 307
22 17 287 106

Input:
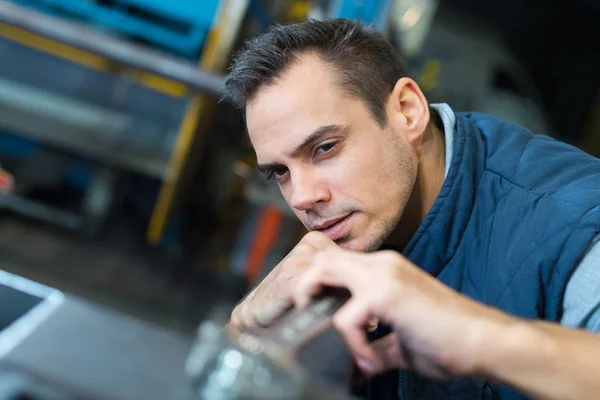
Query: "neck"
386 122 447 250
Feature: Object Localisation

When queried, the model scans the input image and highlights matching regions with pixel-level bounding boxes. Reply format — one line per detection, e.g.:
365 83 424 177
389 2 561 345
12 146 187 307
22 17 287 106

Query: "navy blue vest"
364 112 600 400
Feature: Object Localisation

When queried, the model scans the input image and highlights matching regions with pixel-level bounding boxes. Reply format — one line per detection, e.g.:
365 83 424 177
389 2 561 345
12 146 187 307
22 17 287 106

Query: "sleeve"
561 234 600 332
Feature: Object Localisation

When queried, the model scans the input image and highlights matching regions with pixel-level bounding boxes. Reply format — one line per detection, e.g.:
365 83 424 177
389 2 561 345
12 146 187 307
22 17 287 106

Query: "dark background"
442 0 599 145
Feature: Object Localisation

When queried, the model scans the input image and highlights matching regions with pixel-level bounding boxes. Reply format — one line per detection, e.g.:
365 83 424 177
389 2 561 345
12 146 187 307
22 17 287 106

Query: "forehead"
245 54 359 156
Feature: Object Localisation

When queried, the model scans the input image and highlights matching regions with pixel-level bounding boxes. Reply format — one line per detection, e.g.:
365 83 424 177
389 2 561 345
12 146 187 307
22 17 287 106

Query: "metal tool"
185 289 357 400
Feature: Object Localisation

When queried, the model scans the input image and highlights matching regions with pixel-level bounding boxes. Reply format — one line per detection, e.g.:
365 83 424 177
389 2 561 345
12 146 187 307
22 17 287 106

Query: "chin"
336 237 366 252
340 235 387 253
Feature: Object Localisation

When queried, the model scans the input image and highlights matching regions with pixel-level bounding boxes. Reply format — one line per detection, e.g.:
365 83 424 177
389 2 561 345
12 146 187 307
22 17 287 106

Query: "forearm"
477 316 600 400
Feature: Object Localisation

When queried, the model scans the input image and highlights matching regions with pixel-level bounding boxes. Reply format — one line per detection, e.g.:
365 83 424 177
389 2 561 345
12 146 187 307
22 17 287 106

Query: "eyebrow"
288 124 346 158
257 124 347 176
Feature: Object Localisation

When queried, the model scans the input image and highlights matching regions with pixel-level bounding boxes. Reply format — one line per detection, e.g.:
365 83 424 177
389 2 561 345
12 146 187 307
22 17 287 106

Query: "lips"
312 215 349 231
312 213 353 241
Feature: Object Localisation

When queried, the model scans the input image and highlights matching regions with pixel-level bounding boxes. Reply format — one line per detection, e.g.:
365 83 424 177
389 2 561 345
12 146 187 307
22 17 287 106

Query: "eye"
267 166 288 181
314 141 337 156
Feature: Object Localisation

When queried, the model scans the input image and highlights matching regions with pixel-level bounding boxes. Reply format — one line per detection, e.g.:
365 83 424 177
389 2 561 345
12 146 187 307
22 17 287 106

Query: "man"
223 18 600 400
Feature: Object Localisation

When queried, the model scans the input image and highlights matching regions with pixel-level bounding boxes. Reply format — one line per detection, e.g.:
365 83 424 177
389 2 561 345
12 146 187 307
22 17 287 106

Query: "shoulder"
457 112 600 216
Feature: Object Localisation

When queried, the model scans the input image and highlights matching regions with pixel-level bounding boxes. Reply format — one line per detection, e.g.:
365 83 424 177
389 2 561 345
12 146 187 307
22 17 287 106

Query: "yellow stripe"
135 73 188 97
0 22 188 97
145 1 231 245
145 96 205 243
0 22 110 70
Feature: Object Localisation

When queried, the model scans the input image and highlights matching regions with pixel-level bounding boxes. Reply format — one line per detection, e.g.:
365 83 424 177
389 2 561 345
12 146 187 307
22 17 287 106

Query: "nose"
289 169 330 211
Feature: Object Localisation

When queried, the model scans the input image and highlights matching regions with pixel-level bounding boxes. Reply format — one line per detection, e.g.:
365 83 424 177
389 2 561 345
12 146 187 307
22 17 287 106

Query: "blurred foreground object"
185 290 356 400
0 268 356 400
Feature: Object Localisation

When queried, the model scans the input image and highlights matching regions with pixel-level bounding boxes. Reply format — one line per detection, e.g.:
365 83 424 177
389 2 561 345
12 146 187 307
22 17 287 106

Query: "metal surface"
0 1 226 99
0 269 63 359
0 269 198 400
186 318 306 400
186 290 356 400
0 269 356 400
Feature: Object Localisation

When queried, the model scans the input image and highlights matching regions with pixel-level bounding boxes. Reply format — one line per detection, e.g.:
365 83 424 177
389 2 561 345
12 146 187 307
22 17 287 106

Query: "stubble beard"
361 133 418 253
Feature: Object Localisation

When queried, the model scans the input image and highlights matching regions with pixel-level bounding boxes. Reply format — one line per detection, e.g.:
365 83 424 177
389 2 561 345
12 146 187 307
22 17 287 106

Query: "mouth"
312 213 353 241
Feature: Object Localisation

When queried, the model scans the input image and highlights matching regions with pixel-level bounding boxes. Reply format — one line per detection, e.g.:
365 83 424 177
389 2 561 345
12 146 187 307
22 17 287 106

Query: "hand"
228 231 339 333
292 246 513 380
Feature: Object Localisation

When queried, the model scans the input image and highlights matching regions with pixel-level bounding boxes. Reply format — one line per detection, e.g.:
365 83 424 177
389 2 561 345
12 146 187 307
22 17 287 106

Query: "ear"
386 77 430 147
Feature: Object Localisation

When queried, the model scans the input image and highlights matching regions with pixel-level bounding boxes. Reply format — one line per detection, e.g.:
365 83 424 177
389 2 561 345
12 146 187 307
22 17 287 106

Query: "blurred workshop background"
0 0 598 334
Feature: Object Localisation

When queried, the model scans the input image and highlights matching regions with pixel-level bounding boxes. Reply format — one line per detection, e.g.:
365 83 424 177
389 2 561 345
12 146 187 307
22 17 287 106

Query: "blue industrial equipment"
0 35 188 180
9 0 221 58
327 0 393 31
0 132 93 191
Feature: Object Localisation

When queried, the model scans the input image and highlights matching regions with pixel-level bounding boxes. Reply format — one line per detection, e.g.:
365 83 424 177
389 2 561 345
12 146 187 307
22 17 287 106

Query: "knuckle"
378 279 400 307
378 251 402 273
305 230 326 241
332 311 352 332
331 314 344 332
288 232 332 261
231 299 246 318
292 242 316 256
379 250 400 263
230 303 251 329
229 309 241 328
303 231 331 246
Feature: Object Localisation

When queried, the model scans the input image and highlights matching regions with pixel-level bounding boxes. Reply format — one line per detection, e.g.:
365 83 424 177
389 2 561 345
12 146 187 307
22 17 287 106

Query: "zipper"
398 371 409 400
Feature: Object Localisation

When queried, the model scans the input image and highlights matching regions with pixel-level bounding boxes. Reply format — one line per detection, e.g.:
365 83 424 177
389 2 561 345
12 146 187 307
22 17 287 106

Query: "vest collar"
401 114 484 277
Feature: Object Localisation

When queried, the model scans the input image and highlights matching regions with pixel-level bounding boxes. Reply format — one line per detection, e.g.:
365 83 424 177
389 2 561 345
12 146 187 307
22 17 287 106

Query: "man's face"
246 54 418 252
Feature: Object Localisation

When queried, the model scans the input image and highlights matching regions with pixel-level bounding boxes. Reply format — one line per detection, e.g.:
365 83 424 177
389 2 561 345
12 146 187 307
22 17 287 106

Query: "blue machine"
328 0 393 31
10 0 221 58
0 0 224 235
0 131 92 191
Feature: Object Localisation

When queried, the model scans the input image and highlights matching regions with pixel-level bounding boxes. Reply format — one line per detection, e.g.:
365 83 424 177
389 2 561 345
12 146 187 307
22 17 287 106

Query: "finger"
312 249 367 290
292 265 326 309
302 230 335 250
291 250 347 308
332 298 382 377
231 302 266 333
292 248 365 308
239 310 264 333
370 333 402 371
350 361 369 387
399 338 454 380
291 252 327 308
253 299 292 327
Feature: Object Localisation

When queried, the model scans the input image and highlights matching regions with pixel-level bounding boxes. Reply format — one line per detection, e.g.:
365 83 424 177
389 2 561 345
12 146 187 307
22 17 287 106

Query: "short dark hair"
224 18 410 126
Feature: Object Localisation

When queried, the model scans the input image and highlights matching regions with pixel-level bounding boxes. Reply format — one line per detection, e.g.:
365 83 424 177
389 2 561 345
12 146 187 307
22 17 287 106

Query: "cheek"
342 151 389 197
346 142 414 213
